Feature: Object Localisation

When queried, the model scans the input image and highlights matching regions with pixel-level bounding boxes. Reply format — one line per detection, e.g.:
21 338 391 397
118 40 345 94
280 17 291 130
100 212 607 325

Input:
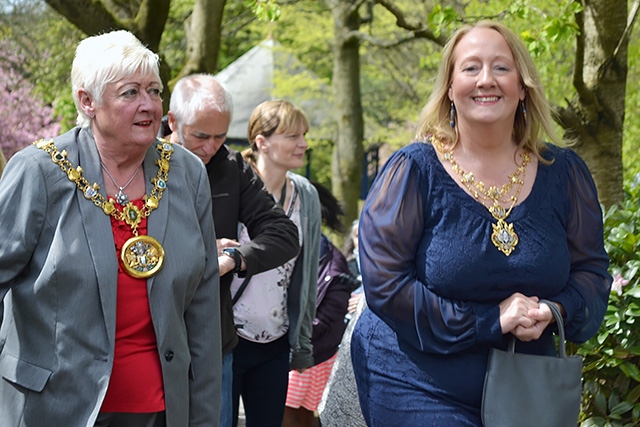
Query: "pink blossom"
0 41 60 160
611 273 630 296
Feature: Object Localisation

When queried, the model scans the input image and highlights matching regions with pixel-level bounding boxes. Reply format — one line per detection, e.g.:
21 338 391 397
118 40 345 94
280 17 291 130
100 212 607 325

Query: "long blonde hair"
415 20 565 160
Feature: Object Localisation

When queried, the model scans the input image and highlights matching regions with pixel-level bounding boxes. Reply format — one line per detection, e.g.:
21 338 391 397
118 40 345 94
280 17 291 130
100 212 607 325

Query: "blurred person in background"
165 74 300 427
231 100 321 427
343 221 363 321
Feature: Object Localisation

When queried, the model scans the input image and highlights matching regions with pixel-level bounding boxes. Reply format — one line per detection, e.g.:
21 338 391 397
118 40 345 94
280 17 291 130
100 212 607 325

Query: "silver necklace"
100 161 142 206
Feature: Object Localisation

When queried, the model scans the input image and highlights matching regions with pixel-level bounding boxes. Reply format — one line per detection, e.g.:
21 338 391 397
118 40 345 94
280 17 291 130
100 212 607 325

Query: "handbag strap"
507 299 567 358
540 299 567 358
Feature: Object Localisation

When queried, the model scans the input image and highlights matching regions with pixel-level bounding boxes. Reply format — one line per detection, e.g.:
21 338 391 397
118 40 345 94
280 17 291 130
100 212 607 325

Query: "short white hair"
169 74 233 128
71 30 162 128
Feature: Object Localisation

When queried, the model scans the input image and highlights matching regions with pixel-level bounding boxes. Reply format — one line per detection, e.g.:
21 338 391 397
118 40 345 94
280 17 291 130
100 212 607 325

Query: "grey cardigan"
286 172 321 370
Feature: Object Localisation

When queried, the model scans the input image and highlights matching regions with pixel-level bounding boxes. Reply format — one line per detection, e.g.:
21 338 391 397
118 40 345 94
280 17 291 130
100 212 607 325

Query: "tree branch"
44 0 122 35
553 102 582 135
101 0 132 20
348 30 426 48
348 0 369 17
133 0 170 51
374 0 448 46
613 0 640 61
572 7 598 108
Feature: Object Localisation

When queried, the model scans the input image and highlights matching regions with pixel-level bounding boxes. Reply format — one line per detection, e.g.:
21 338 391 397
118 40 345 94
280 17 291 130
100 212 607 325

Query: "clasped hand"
499 293 554 342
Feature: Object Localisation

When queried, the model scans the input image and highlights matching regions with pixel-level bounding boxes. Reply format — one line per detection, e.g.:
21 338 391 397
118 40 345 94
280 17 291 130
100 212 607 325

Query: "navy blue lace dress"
351 142 611 426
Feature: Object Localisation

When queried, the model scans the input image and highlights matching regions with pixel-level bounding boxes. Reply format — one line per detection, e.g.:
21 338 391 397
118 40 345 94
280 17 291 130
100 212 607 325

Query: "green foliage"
246 0 281 22
159 0 191 80
267 2 333 79
302 138 333 189
623 31 640 183
355 1 443 149
0 2 80 131
578 174 640 426
517 0 581 57
427 5 459 37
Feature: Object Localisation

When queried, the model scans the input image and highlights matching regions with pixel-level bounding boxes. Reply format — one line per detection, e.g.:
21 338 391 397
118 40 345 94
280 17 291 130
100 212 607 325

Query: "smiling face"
257 123 308 172
81 68 163 150
448 27 525 130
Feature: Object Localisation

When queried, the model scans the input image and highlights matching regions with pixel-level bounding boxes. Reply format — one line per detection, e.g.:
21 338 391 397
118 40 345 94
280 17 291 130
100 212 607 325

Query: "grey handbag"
481 299 583 427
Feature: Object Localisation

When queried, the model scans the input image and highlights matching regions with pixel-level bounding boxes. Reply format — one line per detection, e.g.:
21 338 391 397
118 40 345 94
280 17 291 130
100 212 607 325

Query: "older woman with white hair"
0 30 221 427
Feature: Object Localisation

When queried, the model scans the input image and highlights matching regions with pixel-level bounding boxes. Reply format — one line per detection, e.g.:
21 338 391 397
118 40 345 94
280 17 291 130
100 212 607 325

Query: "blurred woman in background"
231 100 321 427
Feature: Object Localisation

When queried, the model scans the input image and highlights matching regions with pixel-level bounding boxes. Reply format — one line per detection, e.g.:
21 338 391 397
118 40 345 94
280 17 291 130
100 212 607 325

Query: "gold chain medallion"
432 136 530 256
121 235 165 278
36 138 174 277
491 219 519 256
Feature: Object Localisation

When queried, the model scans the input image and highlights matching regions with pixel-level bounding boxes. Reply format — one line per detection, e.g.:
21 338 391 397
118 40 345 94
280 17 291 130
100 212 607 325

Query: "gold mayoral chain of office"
35 138 174 278
432 136 531 256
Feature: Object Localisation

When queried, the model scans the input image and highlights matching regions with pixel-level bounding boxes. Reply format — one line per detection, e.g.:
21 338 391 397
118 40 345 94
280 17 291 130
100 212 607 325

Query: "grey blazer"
0 127 221 426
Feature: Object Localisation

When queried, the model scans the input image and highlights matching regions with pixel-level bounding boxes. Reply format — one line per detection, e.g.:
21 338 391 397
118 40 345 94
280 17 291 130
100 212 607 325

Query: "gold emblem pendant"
121 235 165 278
36 138 174 278
491 219 519 256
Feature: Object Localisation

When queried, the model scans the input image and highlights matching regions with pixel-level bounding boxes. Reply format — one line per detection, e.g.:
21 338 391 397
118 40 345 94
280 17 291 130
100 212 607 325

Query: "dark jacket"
207 145 299 355
312 235 353 365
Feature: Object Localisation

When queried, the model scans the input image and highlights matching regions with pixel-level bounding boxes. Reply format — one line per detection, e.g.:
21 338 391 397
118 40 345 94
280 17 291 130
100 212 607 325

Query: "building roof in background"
215 38 336 142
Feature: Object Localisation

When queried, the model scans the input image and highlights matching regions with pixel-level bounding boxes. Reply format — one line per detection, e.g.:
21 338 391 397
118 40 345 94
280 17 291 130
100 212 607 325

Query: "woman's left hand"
511 303 554 342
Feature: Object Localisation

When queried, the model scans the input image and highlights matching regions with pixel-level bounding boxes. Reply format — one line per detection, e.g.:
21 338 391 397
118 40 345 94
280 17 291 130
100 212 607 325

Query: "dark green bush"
579 173 640 427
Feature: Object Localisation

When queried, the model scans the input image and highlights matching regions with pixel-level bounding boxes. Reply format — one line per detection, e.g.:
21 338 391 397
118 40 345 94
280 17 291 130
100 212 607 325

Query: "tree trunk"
44 0 169 50
326 0 365 234
44 0 172 108
556 0 628 208
171 0 226 87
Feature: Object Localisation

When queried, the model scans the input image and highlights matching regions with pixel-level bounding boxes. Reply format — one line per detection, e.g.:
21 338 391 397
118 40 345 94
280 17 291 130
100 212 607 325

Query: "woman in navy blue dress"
351 20 612 426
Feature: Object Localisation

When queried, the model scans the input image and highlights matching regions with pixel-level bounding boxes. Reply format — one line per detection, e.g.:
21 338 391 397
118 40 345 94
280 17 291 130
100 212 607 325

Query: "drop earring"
449 102 456 128
521 101 527 125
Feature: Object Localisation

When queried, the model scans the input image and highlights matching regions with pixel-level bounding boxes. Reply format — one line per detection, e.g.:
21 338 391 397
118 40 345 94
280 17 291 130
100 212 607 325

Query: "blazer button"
165 350 174 361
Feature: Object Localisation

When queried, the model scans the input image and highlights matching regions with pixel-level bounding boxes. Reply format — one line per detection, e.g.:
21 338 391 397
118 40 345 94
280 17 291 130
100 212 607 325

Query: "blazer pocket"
0 353 52 392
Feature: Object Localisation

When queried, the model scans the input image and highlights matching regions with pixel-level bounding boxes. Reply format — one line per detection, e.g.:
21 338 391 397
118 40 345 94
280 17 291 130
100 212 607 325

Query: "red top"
101 199 165 413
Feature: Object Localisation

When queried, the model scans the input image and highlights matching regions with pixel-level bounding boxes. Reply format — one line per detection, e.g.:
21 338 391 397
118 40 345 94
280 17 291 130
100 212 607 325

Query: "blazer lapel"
76 128 119 348
144 139 170 293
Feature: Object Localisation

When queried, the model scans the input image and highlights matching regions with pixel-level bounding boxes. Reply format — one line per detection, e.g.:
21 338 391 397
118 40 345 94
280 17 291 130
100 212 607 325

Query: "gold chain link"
34 138 174 235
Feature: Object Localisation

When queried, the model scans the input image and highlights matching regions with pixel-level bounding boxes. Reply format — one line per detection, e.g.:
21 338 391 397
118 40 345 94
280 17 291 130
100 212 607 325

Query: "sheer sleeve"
359 146 501 354
551 149 612 343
